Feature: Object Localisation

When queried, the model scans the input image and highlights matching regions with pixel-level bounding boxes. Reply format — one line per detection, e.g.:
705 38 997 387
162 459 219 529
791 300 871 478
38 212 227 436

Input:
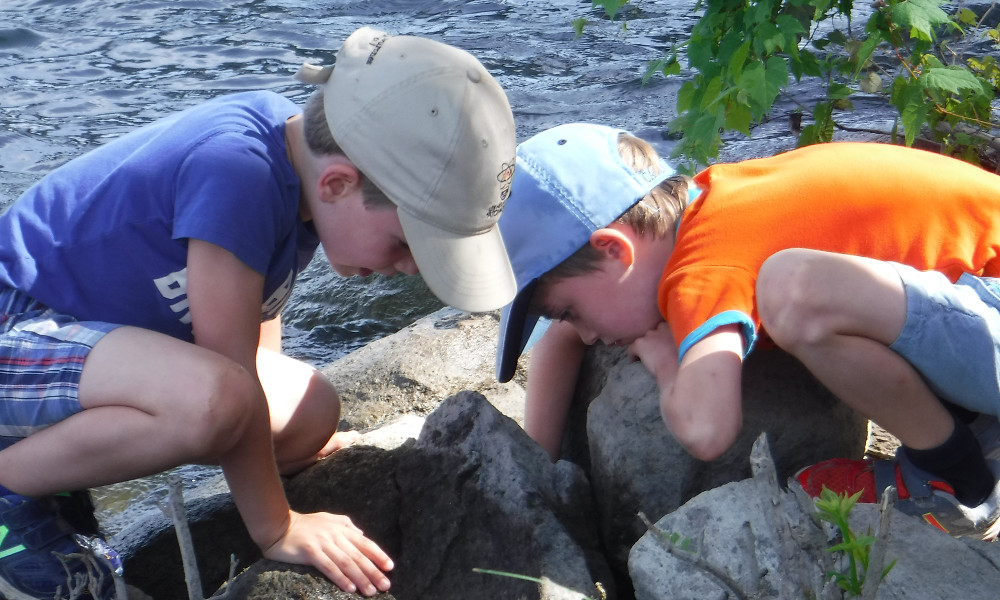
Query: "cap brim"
496 279 541 382
398 208 516 313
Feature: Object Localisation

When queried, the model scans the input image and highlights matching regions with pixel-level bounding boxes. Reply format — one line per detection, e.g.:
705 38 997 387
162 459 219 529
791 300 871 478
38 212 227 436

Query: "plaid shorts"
0 287 119 440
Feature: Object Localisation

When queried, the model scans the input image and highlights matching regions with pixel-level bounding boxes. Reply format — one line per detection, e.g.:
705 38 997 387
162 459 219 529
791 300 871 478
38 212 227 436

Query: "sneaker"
795 449 1000 541
0 487 121 599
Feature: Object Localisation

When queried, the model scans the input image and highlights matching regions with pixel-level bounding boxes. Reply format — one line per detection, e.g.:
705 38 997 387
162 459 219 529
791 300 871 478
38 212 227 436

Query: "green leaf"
828 82 852 99
687 35 715 72
676 80 697 114
642 55 681 84
725 101 754 134
776 14 809 48
790 50 822 79
727 41 752 81
700 75 725 110
592 0 629 20
755 22 785 54
891 0 951 42
572 18 588 37
954 7 978 27
851 31 882 78
891 78 930 146
923 66 988 97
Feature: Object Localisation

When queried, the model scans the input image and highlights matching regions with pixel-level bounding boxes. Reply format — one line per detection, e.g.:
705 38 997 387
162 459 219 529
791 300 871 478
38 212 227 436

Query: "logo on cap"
365 33 390 64
488 158 515 218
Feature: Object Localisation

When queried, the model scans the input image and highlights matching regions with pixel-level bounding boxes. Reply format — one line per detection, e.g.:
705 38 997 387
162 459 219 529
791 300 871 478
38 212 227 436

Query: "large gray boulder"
325 308 526 429
226 391 610 600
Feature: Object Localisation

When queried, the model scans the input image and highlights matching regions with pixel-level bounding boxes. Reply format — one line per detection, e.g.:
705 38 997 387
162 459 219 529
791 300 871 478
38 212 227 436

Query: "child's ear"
589 228 635 267
317 162 361 203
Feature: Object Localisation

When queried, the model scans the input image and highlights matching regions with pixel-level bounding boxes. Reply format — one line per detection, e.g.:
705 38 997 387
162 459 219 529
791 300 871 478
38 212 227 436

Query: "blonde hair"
534 133 690 287
302 90 394 209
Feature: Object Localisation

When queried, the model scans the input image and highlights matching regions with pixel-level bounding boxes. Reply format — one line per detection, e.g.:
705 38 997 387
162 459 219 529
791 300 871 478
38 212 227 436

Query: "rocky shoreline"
105 306 1000 600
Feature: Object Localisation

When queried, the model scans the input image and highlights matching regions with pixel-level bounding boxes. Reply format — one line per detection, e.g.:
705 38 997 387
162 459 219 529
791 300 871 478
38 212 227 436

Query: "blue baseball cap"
495 123 675 382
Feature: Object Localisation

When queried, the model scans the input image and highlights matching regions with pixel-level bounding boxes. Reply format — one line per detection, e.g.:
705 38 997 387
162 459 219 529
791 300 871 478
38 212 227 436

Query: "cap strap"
294 63 333 84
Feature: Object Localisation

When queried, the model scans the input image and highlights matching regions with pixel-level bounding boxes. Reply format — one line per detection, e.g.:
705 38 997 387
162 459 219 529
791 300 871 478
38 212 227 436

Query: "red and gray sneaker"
795 449 1000 541
0 486 122 599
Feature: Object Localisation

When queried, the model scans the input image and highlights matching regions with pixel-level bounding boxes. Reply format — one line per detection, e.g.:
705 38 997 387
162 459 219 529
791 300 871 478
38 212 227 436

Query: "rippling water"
0 0 699 524
0 0 697 365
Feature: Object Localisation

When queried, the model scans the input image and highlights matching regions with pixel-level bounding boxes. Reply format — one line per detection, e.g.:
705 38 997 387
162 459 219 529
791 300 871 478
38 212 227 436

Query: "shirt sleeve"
660 264 759 362
172 133 288 275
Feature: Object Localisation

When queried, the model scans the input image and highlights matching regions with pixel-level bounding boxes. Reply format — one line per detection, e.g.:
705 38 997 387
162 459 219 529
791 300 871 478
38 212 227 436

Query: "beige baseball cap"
295 26 517 313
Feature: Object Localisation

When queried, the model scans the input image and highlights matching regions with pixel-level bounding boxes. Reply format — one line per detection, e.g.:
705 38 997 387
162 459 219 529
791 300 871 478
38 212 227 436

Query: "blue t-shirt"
0 91 317 341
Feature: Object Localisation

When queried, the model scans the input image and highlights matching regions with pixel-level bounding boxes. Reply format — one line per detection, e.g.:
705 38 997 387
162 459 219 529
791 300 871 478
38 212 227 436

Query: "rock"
585 346 868 587
111 307 889 600
629 435 1000 600
232 392 611 600
324 307 526 429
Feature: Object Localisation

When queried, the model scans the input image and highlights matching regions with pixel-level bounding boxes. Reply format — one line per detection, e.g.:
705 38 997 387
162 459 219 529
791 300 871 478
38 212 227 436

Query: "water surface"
0 0 697 525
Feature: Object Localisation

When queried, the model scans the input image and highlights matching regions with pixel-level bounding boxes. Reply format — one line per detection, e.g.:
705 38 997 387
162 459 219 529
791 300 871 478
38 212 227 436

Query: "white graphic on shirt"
153 268 192 325
153 267 296 327
262 270 295 320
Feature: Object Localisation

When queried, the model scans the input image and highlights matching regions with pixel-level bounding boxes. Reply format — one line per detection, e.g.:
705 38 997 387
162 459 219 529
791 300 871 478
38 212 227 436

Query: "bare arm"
259 315 282 353
524 320 587 461
186 239 392 596
630 322 744 461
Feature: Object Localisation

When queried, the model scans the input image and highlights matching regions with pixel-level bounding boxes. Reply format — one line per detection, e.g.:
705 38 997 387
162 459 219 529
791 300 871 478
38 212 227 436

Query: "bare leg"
0 326 258 496
256 348 358 475
756 248 954 450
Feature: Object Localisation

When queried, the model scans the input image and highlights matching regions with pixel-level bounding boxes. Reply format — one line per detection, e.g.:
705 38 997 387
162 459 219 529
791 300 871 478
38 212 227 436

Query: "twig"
205 554 239 599
860 486 896 600
637 511 752 600
158 476 204 600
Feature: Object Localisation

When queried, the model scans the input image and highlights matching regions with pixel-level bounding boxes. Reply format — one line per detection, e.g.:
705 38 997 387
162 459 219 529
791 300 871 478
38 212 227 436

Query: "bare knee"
272 370 342 466
757 249 833 348
177 361 261 461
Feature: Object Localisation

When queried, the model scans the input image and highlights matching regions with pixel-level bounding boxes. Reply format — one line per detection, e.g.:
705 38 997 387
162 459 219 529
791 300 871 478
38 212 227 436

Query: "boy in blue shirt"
496 123 1000 544
0 26 516 599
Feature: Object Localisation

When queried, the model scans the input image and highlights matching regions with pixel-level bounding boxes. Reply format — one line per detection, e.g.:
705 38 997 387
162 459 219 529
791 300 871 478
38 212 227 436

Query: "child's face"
315 192 418 278
537 257 664 348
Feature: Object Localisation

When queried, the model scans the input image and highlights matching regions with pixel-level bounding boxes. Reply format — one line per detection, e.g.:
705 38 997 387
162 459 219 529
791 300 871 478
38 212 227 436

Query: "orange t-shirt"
658 142 1000 360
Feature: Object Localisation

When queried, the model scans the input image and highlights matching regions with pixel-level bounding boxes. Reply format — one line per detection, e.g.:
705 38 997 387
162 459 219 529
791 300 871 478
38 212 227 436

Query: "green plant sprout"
814 486 896 596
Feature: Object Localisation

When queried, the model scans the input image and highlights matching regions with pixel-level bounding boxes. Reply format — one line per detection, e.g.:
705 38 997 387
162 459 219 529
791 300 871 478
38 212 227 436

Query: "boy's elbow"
684 436 730 462
660 401 739 462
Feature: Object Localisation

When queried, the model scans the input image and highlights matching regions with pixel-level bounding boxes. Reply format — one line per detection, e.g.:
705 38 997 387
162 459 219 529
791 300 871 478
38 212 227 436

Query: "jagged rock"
629 435 1000 600
232 392 611 600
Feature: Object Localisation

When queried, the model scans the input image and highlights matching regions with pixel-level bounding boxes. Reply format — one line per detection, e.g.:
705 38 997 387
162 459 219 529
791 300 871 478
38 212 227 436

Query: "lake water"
0 0 704 364
0 0 709 525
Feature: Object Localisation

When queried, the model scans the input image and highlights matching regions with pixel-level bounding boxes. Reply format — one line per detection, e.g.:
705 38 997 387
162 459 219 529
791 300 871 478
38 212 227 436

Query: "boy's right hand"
262 510 394 596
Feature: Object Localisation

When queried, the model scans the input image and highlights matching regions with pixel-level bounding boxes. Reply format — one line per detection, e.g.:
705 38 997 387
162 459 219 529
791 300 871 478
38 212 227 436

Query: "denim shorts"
889 263 1000 417
0 287 119 439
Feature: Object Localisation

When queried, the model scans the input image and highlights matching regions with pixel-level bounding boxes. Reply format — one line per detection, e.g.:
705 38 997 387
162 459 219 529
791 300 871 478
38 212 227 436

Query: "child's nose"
577 327 599 346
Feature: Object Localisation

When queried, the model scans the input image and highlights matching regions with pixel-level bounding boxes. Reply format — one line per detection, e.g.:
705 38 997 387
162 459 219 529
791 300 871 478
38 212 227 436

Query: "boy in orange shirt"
496 122 1000 539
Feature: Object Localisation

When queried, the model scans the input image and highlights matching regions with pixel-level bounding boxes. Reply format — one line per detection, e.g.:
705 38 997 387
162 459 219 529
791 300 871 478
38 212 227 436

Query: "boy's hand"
628 321 679 385
263 511 394 596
